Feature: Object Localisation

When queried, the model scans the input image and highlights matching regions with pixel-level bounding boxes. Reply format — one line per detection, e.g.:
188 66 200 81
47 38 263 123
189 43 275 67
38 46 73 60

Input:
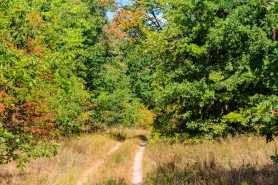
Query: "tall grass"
1 132 276 185
0 135 117 185
0 129 148 185
87 129 146 184
144 135 278 185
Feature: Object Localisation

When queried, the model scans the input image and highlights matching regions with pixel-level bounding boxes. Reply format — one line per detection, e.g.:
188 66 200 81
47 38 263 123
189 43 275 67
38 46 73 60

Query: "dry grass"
144 135 278 185
87 128 148 185
3 130 275 185
0 129 149 185
0 134 118 185
87 139 137 185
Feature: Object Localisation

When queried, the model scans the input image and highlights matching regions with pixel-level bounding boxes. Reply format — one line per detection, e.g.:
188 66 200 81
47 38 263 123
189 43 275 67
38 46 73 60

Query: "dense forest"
0 0 277 167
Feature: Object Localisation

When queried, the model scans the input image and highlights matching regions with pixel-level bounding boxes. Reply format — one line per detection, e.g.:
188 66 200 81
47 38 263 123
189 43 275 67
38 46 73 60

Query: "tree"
0 0 109 165
117 0 278 140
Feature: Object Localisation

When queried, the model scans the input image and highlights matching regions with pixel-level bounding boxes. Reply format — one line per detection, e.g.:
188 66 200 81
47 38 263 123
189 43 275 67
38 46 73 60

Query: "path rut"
131 142 147 185
76 143 122 185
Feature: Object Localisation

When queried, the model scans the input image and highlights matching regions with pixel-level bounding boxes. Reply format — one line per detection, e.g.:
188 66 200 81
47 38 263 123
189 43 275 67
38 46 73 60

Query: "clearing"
1 130 278 185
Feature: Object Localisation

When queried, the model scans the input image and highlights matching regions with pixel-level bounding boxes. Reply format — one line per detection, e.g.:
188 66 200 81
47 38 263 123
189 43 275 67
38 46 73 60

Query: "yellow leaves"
223 112 246 125
3 35 45 56
27 37 44 56
27 11 45 30
3 37 45 56
77 111 91 122
0 91 6 98
8 100 56 136
114 8 144 30
0 90 56 136
104 22 128 41
104 8 145 41
0 103 6 117
0 91 8 117
26 12 46 55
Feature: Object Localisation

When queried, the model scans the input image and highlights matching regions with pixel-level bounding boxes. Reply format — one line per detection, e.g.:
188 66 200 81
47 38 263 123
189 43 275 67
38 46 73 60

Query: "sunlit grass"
0 134 117 185
0 129 149 185
86 129 147 185
144 135 278 185
2 130 275 185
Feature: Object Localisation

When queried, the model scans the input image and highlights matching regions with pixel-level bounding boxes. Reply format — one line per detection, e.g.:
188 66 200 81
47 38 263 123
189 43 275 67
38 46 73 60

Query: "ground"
0 129 278 185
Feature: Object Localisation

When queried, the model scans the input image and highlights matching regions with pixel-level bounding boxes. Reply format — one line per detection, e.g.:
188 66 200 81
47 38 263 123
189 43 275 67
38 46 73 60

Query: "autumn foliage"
0 0 105 165
105 8 145 41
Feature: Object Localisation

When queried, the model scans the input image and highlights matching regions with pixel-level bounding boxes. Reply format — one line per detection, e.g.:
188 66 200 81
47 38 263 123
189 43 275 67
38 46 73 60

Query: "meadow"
1 131 277 185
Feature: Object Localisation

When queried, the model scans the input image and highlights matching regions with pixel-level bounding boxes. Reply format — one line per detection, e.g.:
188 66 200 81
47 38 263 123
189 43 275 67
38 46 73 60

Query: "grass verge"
0 134 117 185
144 135 278 185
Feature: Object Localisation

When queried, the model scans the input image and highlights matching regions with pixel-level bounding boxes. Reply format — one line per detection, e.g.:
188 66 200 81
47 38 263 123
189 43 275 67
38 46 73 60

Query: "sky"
117 0 130 6
106 0 131 20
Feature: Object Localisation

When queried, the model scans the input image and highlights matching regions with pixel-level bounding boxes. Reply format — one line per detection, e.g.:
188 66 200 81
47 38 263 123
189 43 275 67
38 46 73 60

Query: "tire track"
131 142 147 185
76 143 122 185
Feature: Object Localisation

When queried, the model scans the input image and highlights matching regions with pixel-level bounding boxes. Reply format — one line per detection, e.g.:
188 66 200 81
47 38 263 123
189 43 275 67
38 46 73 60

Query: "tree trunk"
272 28 276 41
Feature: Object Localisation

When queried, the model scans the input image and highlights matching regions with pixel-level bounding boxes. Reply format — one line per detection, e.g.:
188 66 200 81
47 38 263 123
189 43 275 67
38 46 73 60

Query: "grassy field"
85 129 146 185
144 135 278 185
0 134 119 185
1 131 278 185
89 139 137 185
0 129 147 185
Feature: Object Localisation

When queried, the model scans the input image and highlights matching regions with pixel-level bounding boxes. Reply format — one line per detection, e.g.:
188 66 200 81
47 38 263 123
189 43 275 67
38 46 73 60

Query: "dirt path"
76 143 122 185
131 142 147 185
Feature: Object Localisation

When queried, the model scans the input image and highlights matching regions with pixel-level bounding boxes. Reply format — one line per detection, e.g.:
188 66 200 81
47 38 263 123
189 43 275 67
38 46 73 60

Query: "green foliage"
92 62 145 126
119 0 278 139
0 122 58 168
1 0 278 167
0 0 107 165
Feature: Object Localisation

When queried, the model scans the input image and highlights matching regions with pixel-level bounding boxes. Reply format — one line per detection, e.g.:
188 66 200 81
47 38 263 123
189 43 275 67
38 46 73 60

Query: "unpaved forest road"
132 141 147 185
77 133 147 185
76 143 122 185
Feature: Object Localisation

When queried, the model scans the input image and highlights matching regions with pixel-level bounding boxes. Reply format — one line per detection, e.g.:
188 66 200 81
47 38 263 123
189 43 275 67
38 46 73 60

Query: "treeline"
0 0 103 164
0 0 150 165
0 0 277 165
110 0 278 141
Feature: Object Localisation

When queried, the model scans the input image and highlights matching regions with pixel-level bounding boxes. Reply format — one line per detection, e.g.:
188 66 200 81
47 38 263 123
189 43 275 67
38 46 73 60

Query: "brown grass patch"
144 135 278 185
0 134 117 185
87 129 149 185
